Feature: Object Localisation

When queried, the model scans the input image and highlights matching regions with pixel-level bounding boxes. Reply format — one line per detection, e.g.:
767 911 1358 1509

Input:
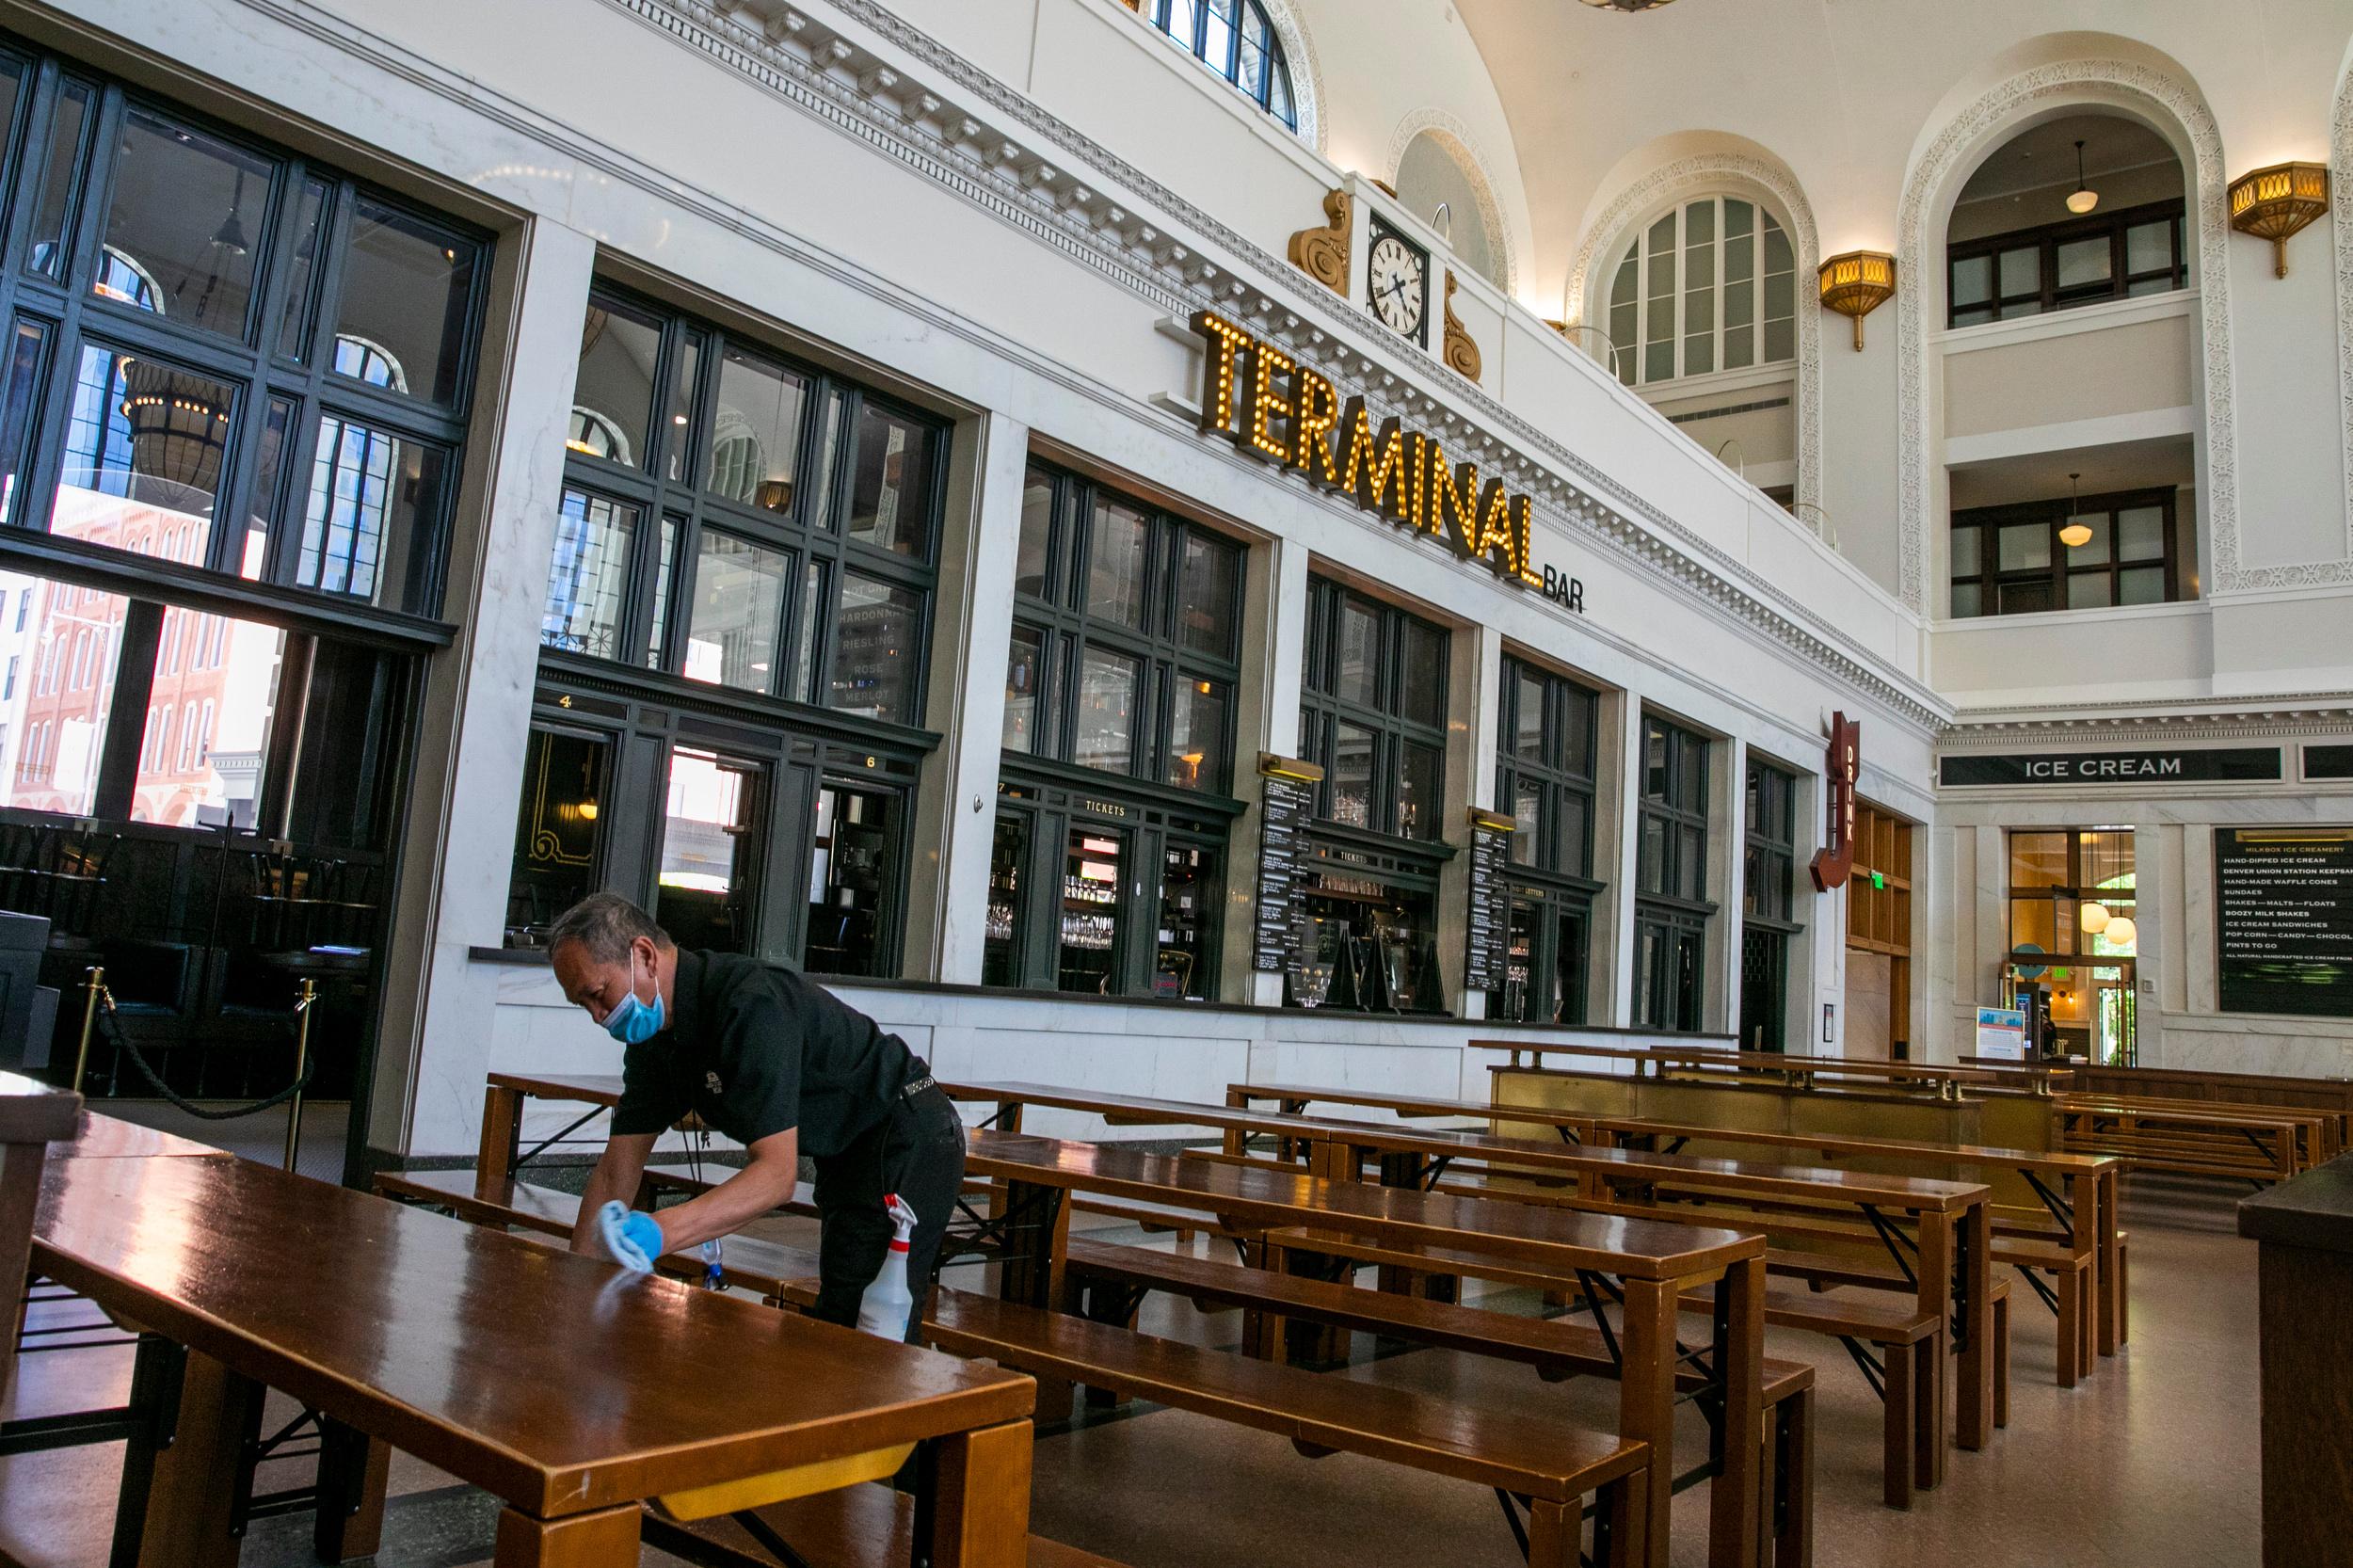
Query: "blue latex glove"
597 1200 664 1274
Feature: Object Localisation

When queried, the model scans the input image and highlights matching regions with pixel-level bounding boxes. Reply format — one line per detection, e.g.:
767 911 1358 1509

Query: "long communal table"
0 1071 80 1409
948 1079 1994 1470
1228 1080 2124 1361
32 1152 1037 1568
472 1072 1769 1568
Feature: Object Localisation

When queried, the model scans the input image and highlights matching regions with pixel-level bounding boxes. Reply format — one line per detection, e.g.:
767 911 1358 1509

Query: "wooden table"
2238 1154 2353 1567
1 1070 79 1410
474 1072 1767 1568
34 1153 1037 1567
952 1079 1992 1467
1490 1042 2034 1100
1232 1080 2123 1360
959 1126 1766 1568
44 1110 226 1160
2057 1096 2313 1183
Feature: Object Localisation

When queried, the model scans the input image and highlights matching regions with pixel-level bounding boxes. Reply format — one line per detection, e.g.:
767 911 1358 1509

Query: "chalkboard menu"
1465 816 1513 991
1253 769 1317 973
2217 826 2353 1018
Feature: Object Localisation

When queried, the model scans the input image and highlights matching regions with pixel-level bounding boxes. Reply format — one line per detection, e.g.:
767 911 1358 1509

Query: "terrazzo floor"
0 1166 2262 1568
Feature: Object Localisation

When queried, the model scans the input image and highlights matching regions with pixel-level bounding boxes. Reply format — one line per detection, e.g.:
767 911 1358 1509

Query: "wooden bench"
1062 1236 1814 1561
923 1285 1650 1568
1258 1221 1970 1515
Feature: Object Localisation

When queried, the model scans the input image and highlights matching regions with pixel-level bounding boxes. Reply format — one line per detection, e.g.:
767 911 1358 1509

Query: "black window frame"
1299 576 1450 845
545 280 949 728
1492 656 1605 1028
1006 458 1243 797
1945 197 2187 328
0 46 490 624
1742 759 1799 929
1636 713 1711 910
1950 485 2181 619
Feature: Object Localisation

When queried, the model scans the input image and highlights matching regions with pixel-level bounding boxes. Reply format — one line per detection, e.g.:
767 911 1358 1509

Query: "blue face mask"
601 952 666 1046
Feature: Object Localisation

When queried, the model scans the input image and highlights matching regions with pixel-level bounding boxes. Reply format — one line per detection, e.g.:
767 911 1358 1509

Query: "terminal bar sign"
1189 310 1584 612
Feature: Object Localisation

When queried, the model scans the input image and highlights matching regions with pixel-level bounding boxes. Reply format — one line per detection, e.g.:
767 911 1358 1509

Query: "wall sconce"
1818 250 1897 350
2229 162 2329 279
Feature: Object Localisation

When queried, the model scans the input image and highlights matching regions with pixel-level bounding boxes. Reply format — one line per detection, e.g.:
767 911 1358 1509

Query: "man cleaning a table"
546 892 967 1340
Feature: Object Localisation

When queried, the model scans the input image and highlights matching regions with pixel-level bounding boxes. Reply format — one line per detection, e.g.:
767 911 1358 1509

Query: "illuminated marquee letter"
1476 492 1540 585
1289 366 1341 487
1331 396 1412 521
1190 309 1252 440
1426 447 1486 558
1245 343 1297 463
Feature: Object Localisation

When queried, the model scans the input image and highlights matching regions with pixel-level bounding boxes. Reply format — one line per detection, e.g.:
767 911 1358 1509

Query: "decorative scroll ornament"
1287 187 1352 296
1442 272 1482 383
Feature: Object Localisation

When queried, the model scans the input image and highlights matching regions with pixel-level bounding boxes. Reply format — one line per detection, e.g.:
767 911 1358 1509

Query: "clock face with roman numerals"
1367 220 1428 344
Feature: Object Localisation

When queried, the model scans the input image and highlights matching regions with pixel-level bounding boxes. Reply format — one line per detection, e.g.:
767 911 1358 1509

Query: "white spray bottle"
856 1193 920 1340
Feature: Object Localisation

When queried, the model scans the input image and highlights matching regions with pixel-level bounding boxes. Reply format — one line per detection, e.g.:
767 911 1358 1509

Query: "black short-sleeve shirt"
609 951 919 1159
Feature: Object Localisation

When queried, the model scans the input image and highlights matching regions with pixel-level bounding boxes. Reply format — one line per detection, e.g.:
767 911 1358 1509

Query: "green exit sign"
1870 871 1886 889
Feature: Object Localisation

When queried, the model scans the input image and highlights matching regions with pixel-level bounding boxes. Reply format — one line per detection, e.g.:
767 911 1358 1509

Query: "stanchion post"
282 979 317 1173
72 966 105 1096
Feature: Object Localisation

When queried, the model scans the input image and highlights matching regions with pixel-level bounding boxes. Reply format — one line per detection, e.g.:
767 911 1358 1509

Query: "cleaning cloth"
597 1200 664 1274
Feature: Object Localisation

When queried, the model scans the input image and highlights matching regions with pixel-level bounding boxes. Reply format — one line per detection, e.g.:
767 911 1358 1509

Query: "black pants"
808 1080 967 1342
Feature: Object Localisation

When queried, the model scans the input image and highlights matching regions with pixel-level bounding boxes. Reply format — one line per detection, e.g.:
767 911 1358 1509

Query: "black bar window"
1494 656 1604 1025
985 458 1245 1000
1634 714 1712 1032
514 282 948 973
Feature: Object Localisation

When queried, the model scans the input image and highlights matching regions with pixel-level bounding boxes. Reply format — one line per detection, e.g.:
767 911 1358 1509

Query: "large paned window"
1634 714 1712 1032
2006 828 2137 1064
1946 200 2186 328
1608 196 1794 386
1292 578 1453 1015
1494 657 1603 1025
1950 487 2183 618
985 460 1245 1001
1142 0 1298 133
0 51 487 617
513 285 949 974
1738 760 1800 1050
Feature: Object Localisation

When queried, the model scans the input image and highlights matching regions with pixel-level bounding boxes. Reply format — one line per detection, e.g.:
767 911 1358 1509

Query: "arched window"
1144 0 1298 133
331 333 409 393
1608 196 1795 387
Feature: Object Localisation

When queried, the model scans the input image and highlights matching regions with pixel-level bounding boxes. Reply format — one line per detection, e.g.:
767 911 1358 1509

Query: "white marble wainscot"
2148 1014 2353 1079
456 956 1666 1158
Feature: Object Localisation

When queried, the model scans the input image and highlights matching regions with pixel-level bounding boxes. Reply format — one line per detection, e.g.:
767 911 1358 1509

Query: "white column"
1602 692 1644 1026
2132 822 2165 1065
904 410 1028 984
1708 734 1748 1036
1436 623 1503 1019
1225 535 1311 1006
372 216 599 1160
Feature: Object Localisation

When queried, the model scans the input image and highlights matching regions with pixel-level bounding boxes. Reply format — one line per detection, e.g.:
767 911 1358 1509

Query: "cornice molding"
1382 106 1517 296
1561 153 1823 526
1895 60 2263 612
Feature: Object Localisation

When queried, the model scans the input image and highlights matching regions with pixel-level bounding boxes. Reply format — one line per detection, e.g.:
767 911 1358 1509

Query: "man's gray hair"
546 892 670 964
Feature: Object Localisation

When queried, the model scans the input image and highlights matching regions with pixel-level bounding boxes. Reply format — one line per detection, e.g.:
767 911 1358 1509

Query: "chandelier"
1579 0 1676 10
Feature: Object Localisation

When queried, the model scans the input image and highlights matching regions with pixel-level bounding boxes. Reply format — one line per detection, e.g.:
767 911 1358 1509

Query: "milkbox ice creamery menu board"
2216 827 2353 1018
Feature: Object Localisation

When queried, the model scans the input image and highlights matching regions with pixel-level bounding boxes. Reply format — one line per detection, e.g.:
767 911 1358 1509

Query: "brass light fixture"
2066 140 2099 216
1578 0 1676 10
2059 472 2092 549
1818 250 1897 350
2229 161 2330 278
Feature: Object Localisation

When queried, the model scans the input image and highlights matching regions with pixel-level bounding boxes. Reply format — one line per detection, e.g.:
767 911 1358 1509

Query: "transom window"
1142 0 1298 133
0 49 488 618
542 286 947 728
1742 760 1797 924
1950 487 2181 618
1004 460 1243 795
1608 196 1794 386
1946 200 2186 328
1299 579 1449 842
